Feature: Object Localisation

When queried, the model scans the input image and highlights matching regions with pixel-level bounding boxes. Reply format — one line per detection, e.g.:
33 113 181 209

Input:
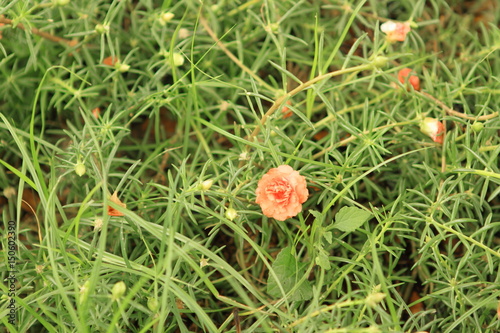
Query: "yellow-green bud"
265 23 280 34
372 56 389 68
147 297 159 312
201 179 213 191
159 12 174 26
74 162 86 177
471 122 484 133
225 207 238 221
172 52 184 67
116 63 130 73
95 24 110 34
111 281 127 301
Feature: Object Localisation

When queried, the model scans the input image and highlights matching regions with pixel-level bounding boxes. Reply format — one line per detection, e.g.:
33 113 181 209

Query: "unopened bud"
398 68 420 91
95 24 110 34
201 179 213 191
225 207 238 221
372 56 388 69
111 281 127 301
116 63 130 73
178 28 190 39
159 12 174 26
471 122 484 133
74 162 86 177
265 22 280 34
147 297 159 312
172 52 184 67
420 117 445 144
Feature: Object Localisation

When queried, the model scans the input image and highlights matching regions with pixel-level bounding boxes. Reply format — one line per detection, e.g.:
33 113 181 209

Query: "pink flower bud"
398 68 420 91
380 21 411 43
420 117 445 144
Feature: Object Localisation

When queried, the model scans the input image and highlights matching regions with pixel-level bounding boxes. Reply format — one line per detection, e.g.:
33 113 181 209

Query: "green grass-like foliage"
0 0 499 332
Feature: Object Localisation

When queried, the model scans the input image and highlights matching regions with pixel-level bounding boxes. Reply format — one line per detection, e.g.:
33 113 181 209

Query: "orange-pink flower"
420 117 445 144
398 68 420 91
255 165 308 221
380 21 411 42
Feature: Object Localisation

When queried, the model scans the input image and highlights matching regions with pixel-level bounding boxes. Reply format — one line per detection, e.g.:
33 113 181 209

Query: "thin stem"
244 63 373 156
312 120 417 160
479 145 499 152
0 16 75 45
227 0 262 16
314 90 394 128
427 218 500 259
289 299 366 328
419 91 498 121
199 15 276 92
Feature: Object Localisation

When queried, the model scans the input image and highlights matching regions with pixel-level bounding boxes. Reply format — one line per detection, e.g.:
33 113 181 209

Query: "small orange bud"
67 39 78 48
107 191 127 216
103 56 119 66
281 100 293 118
398 68 420 91
92 107 101 118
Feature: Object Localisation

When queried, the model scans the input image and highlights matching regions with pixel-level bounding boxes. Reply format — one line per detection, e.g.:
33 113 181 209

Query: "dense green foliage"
0 0 499 332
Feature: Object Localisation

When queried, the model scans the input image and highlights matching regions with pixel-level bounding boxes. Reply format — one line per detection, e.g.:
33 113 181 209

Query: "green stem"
199 15 276 93
479 145 499 152
314 90 394 128
244 63 373 158
289 299 366 328
427 217 500 259
312 119 416 160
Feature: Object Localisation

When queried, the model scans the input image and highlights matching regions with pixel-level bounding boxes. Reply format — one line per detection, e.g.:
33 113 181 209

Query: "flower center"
266 178 292 203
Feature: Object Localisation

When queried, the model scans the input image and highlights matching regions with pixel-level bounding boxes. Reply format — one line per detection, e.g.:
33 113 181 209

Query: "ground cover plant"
0 0 499 332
